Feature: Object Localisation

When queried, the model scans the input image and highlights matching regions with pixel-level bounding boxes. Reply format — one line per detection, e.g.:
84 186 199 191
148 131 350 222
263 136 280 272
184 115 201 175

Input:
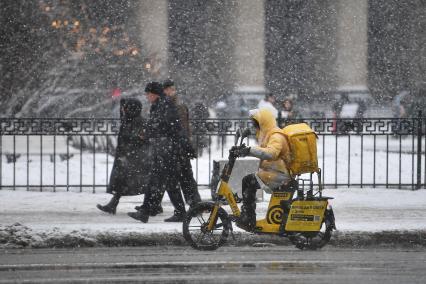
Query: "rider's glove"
230 145 251 157
229 146 240 157
238 144 251 157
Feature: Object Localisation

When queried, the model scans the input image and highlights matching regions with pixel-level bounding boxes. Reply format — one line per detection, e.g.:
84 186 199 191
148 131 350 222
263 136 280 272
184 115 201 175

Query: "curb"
1 223 426 249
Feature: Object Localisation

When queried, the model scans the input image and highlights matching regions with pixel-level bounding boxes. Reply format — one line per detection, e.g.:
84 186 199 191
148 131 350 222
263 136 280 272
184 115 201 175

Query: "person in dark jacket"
128 82 195 223
277 98 300 127
97 98 155 215
162 80 201 222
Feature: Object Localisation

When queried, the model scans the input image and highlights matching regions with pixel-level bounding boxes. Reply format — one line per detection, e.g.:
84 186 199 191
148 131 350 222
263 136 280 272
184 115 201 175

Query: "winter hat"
120 98 142 119
162 79 175 89
145 81 163 96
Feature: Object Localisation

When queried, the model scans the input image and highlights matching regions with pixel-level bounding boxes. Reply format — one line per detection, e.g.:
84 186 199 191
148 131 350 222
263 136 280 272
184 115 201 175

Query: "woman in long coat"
97 98 155 214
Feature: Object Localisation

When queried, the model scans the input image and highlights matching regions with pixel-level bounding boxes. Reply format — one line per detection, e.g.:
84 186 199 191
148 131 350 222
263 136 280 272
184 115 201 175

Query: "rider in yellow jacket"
233 108 292 231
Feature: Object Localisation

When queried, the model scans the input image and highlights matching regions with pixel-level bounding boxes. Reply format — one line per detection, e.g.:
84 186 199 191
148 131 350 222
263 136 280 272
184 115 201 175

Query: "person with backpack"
230 108 292 231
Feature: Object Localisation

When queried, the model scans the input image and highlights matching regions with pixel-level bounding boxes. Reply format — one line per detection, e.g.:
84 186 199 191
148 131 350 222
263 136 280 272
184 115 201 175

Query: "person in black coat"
97 98 154 215
128 82 196 223
161 80 201 222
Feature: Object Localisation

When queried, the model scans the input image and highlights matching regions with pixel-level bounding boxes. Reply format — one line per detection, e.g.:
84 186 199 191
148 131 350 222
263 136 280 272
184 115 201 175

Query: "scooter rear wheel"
289 209 334 250
183 202 230 250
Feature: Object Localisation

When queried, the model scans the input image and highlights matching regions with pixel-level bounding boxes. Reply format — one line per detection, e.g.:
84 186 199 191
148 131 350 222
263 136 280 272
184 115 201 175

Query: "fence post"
0 127 2 189
416 111 422 190
424 114 426 189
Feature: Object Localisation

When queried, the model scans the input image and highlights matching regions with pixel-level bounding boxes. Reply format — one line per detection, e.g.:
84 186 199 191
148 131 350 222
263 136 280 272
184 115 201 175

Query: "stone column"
232 0 265 93
412 2 426 90
335 0 368 90
137 0 169 79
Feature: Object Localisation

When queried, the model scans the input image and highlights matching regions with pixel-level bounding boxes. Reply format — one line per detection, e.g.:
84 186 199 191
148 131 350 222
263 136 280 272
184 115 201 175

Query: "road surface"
0 246 425 283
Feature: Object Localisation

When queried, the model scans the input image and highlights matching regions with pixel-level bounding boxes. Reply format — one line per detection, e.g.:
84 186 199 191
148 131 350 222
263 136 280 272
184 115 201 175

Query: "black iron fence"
0 116 425 192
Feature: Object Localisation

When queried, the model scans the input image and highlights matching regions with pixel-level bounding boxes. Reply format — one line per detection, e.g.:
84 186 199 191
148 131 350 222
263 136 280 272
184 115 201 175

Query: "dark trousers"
160 156 200 214
177 157 201 206
141 143 185 214
165 188 186 214
241 174 260 219
142 165 186 215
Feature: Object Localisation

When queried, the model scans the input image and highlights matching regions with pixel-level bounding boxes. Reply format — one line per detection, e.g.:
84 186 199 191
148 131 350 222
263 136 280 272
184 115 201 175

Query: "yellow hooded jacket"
249 109 292 189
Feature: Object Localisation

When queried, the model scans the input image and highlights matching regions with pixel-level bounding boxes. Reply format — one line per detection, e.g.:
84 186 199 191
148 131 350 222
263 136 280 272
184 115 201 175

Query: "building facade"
135 0 425 103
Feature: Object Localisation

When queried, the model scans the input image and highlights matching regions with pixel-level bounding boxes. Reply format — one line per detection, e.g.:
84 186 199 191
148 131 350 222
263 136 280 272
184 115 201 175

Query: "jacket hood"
250 108 279 144
120 98 142 119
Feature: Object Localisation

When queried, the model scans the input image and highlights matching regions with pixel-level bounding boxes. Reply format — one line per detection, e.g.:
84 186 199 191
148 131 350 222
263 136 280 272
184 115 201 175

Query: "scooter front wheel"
183 202 230 250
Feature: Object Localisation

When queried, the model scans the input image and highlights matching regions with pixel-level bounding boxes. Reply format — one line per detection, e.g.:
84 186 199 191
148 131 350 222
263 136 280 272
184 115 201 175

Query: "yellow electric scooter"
183 128 336 250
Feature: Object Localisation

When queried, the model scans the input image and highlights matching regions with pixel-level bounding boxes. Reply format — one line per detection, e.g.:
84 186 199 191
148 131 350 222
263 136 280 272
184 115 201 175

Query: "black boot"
127 208 149 223
236 174 258 231
164 210 186 222
97 194 120 215
236 203 256 231
134 205 163 216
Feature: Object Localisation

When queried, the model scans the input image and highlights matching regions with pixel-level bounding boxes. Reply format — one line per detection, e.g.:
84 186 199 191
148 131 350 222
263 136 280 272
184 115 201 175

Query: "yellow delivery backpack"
281 123 319 175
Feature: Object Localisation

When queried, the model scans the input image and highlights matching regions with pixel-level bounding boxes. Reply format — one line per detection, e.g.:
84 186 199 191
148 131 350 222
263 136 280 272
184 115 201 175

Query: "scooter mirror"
239 127 251 146
234 128 242 146
241 127 251 139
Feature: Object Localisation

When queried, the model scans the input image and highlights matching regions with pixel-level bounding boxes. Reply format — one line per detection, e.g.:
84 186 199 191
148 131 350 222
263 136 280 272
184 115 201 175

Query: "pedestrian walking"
97 98 155 215
162 80 201 221
128 82 195 223
277 98 300 127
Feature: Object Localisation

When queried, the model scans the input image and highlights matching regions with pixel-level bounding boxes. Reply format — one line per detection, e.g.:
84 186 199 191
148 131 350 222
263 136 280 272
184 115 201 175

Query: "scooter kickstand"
229 222 236 241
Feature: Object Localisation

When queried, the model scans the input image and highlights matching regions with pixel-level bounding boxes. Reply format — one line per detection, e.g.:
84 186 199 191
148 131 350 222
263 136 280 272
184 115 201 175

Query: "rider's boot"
236 203 256 232
236 175 257 231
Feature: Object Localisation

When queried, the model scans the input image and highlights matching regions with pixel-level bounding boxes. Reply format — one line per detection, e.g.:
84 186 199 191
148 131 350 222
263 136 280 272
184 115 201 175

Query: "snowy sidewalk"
1 187 426 248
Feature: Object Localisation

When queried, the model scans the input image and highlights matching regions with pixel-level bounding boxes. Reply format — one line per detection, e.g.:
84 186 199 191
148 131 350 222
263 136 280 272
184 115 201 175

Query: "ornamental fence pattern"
0 117 424 135
0 116 425 192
